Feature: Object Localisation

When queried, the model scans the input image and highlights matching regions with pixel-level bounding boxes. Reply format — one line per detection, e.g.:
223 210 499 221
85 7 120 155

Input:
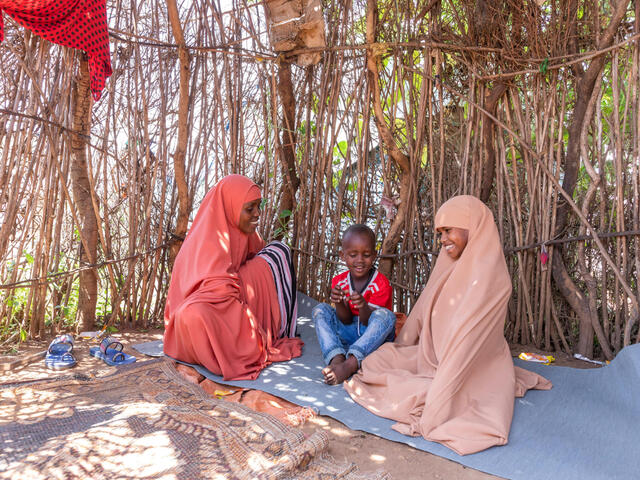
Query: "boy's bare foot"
322 354 345 384
322 353 347 385
322 355 358 385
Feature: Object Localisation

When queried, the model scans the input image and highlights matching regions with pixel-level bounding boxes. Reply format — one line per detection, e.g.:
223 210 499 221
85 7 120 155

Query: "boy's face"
340 233 376 281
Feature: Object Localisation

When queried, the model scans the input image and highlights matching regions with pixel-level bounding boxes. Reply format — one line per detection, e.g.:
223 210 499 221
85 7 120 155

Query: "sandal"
45 334 77 370
89 336 137 366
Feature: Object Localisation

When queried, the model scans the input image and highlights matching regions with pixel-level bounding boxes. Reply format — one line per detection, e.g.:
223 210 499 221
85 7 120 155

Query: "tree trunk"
167 0 191 269
479 82 507 202
366 0 411 278
274 61 300 238
70 54 98 332
551 0 631 355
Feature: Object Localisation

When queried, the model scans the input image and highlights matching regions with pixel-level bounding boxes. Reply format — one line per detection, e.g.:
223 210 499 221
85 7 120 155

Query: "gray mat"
132 339 164 357
134 293 640 479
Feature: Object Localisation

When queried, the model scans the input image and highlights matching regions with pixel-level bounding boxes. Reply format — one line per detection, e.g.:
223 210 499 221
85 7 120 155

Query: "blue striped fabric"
257 241 298 338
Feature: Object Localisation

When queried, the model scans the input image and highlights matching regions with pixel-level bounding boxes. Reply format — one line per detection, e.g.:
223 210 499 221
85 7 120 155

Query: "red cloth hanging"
0 0 112 100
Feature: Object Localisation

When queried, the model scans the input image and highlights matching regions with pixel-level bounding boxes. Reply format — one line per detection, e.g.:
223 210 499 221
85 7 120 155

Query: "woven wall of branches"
0 0 638 359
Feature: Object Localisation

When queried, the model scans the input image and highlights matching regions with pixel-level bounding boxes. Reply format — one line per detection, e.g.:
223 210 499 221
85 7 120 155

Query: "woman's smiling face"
437 226 469 260
238 198 261 234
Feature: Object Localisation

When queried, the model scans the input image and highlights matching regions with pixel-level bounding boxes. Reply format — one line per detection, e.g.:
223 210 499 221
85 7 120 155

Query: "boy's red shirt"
331 269 392 316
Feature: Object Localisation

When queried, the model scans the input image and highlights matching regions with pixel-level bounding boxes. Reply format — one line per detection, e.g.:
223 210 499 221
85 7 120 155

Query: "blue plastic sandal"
45 351 77 370
45 334 76 370
48 333 74 355
90 336 136 366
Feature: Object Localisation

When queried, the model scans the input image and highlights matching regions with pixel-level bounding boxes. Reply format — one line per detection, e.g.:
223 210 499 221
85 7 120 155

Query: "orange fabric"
229 390 317 426
178 366 316 426
394 312 407 337
344 195 551 455
163 175 303 380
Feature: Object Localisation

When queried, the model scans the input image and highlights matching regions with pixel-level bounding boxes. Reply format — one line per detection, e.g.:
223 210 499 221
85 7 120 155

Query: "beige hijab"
344 195 551 455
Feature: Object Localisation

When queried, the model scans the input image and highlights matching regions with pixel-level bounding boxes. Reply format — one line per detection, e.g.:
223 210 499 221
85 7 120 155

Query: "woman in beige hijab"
344 195 551 455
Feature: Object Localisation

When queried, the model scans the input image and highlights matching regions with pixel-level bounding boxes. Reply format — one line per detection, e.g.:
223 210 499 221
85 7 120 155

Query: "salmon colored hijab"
165 174 263 312
164 175 302 380
345 195 551 455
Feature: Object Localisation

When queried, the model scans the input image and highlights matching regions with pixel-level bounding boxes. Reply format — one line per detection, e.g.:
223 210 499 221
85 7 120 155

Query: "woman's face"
437 226 469 260
238 198 261 234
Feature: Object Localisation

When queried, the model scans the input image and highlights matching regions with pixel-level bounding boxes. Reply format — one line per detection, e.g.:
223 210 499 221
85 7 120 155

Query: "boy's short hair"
342 224 376 250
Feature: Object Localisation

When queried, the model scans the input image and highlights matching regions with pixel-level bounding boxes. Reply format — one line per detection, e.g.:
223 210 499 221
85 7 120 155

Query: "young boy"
312 224 396 384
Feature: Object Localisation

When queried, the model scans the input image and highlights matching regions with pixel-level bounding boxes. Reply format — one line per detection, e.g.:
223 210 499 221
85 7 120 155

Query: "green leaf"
20 328 27 342
539 57 549 75
106 326 118 334
256 145 265 153
420 147 429 169
279 209 292 218
24 252 34 264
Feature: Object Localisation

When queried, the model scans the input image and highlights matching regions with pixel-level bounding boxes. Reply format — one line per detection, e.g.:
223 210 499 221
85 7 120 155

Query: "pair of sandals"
45 334 137 369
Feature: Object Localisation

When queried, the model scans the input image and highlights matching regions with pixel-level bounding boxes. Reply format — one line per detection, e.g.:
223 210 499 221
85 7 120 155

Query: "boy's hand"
330 287 347 304
349 291 367 310
332 287 354 324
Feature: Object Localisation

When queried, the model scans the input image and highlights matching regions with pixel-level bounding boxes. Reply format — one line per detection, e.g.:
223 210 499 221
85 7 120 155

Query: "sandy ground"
1 331 599 479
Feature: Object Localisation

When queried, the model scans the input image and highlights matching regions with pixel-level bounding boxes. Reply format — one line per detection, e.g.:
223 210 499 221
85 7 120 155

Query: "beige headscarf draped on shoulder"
344 195 551 455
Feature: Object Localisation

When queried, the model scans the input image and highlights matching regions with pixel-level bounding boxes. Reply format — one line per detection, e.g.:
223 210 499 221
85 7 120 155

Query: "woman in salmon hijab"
163 174 303 380
344 195 551 455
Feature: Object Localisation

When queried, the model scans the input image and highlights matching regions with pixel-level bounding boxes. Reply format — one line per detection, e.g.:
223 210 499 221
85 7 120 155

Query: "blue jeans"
312 303 396 366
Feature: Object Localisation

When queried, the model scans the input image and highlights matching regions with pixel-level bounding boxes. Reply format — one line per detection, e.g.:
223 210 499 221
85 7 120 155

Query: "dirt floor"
1 331 600 479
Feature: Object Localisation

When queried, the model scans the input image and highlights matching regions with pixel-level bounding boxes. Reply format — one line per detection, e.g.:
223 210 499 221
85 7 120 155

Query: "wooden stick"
0 350 46 373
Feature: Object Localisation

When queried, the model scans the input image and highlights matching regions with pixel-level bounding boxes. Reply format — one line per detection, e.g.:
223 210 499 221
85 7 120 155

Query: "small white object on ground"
79 331 100 339
573 353 607 365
